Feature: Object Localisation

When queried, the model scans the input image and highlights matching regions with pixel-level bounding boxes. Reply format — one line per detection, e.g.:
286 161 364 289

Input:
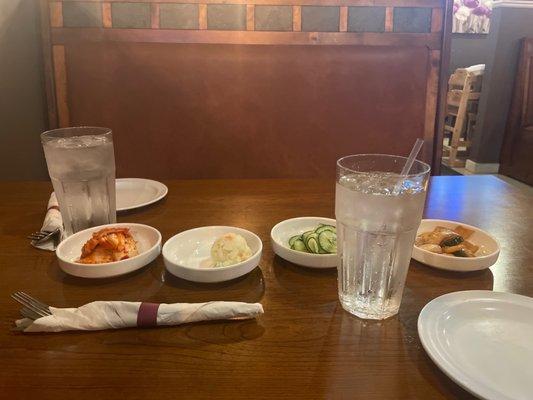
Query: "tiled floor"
440 164 533 195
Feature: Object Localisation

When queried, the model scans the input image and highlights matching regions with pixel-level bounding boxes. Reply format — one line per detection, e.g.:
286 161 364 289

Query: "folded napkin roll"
31 192 64 251
15 301 264 333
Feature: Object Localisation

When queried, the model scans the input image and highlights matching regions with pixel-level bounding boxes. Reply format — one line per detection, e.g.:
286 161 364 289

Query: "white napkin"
31 192 64 251
15 301 264 333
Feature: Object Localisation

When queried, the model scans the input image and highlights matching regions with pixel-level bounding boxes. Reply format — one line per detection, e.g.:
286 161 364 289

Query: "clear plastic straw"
393 138 424 194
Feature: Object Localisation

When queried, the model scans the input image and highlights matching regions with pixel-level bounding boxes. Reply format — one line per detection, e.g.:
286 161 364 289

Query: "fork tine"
15 292 51 315
27 233 47 240
11 293 50 317
20 307 40 320
17 292 51 312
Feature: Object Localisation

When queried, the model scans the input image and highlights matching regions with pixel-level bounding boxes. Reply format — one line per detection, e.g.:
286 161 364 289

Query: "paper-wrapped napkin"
31 192 64 251
15 301 264 333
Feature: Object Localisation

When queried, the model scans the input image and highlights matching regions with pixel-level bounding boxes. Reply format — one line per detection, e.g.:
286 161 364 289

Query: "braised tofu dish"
415 225 479 257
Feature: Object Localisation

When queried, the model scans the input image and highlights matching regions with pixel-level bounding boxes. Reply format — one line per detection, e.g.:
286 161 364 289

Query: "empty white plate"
116 178 168 211
418 290 533 400
56 223 162 278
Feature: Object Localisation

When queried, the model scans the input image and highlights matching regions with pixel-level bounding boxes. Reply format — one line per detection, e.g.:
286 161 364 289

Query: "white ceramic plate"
418 290 533 400
116 178 168 211
163 226 262 283
412 219 500 272
271 217 336 269
56 223 162 278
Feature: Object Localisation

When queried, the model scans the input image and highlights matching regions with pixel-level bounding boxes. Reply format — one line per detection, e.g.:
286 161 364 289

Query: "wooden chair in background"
443 65 484 167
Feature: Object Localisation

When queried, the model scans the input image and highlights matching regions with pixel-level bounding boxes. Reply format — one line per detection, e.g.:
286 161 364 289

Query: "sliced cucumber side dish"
318 230 337 253
288 223 336 254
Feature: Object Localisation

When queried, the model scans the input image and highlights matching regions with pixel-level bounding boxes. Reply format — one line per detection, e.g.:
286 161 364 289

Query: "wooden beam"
431 7 443 32
385 7 393 32
339 6 347 32
247 5 254 31
55 0 444 7
423 49 440 166
52 45 70 128
102 2 112 28
432 0 453 174
151 3 160 29
40 0 59 128
52 28 442 48
199 4 207 30
49 2 63 28
292 6 301 32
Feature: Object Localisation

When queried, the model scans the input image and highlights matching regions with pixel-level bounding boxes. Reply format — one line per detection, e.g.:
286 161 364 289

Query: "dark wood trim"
49 1 63 28
39 0 58 129
499 38 533 183
54 0 444 7
292 6 301 32
246 5 254 31
431 7 442 33
199 4 207 30
339 6 347 32
432 0 452 174
51 28 442 48
424 49 440 166
52 45 70 127
385 7 393 32
102 2 112 28
151 3 160 29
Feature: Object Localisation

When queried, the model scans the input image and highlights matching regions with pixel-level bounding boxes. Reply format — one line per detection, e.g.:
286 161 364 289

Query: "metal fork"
27 228 60 244
11 292 52 319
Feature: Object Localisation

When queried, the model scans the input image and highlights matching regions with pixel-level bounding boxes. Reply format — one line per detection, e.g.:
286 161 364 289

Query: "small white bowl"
412 219 500 272
271 217 337 269
56 223 162 278
163 226 262 283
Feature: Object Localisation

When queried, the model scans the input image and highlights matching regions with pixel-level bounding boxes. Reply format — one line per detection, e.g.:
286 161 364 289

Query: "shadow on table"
271 255 338 307
160 265 266 304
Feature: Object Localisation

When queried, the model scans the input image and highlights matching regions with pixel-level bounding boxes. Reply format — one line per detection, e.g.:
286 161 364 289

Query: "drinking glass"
335 154 430 320
41 127 116 236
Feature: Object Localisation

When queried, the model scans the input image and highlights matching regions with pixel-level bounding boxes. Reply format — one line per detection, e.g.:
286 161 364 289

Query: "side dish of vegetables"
288 224 337 254
415 225 479 257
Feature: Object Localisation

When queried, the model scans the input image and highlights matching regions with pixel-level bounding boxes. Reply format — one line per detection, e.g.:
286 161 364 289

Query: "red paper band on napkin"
47 205 60 212
137 302 160 328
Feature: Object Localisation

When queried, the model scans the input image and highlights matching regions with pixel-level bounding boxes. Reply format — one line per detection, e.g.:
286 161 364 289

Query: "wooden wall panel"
42 0 450 178
64 43 429 179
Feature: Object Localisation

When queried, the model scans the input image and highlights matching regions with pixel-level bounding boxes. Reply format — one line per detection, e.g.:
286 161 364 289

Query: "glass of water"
335 154 430 320
41 127 116 237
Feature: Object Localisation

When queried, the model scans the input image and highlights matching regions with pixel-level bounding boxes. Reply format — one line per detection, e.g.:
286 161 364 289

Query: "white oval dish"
418 290 533 400
271 217 337 269
163 226 262 283
412 219 500 272
116 178 168 212
56 223 162 278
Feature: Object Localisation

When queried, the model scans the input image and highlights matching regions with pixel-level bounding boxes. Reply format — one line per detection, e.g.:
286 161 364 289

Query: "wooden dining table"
0 175 531 399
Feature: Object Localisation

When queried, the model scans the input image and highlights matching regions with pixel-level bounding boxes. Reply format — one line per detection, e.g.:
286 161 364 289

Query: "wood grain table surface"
0 175 531 399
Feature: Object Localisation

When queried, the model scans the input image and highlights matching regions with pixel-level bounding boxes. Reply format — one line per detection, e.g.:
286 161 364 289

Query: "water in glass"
42 129 116 236
336 159 429 320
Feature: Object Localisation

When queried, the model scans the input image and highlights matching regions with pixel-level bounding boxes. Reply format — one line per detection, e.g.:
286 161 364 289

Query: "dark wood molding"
39 0 59 129
52 45 70 127
424 49 440 166
432 0 452 175
499 38 533 185
385 7 393 32
151 3 160 29
292 5 301 32
53 0 444 7
339 6 347 33
52 28 442 48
